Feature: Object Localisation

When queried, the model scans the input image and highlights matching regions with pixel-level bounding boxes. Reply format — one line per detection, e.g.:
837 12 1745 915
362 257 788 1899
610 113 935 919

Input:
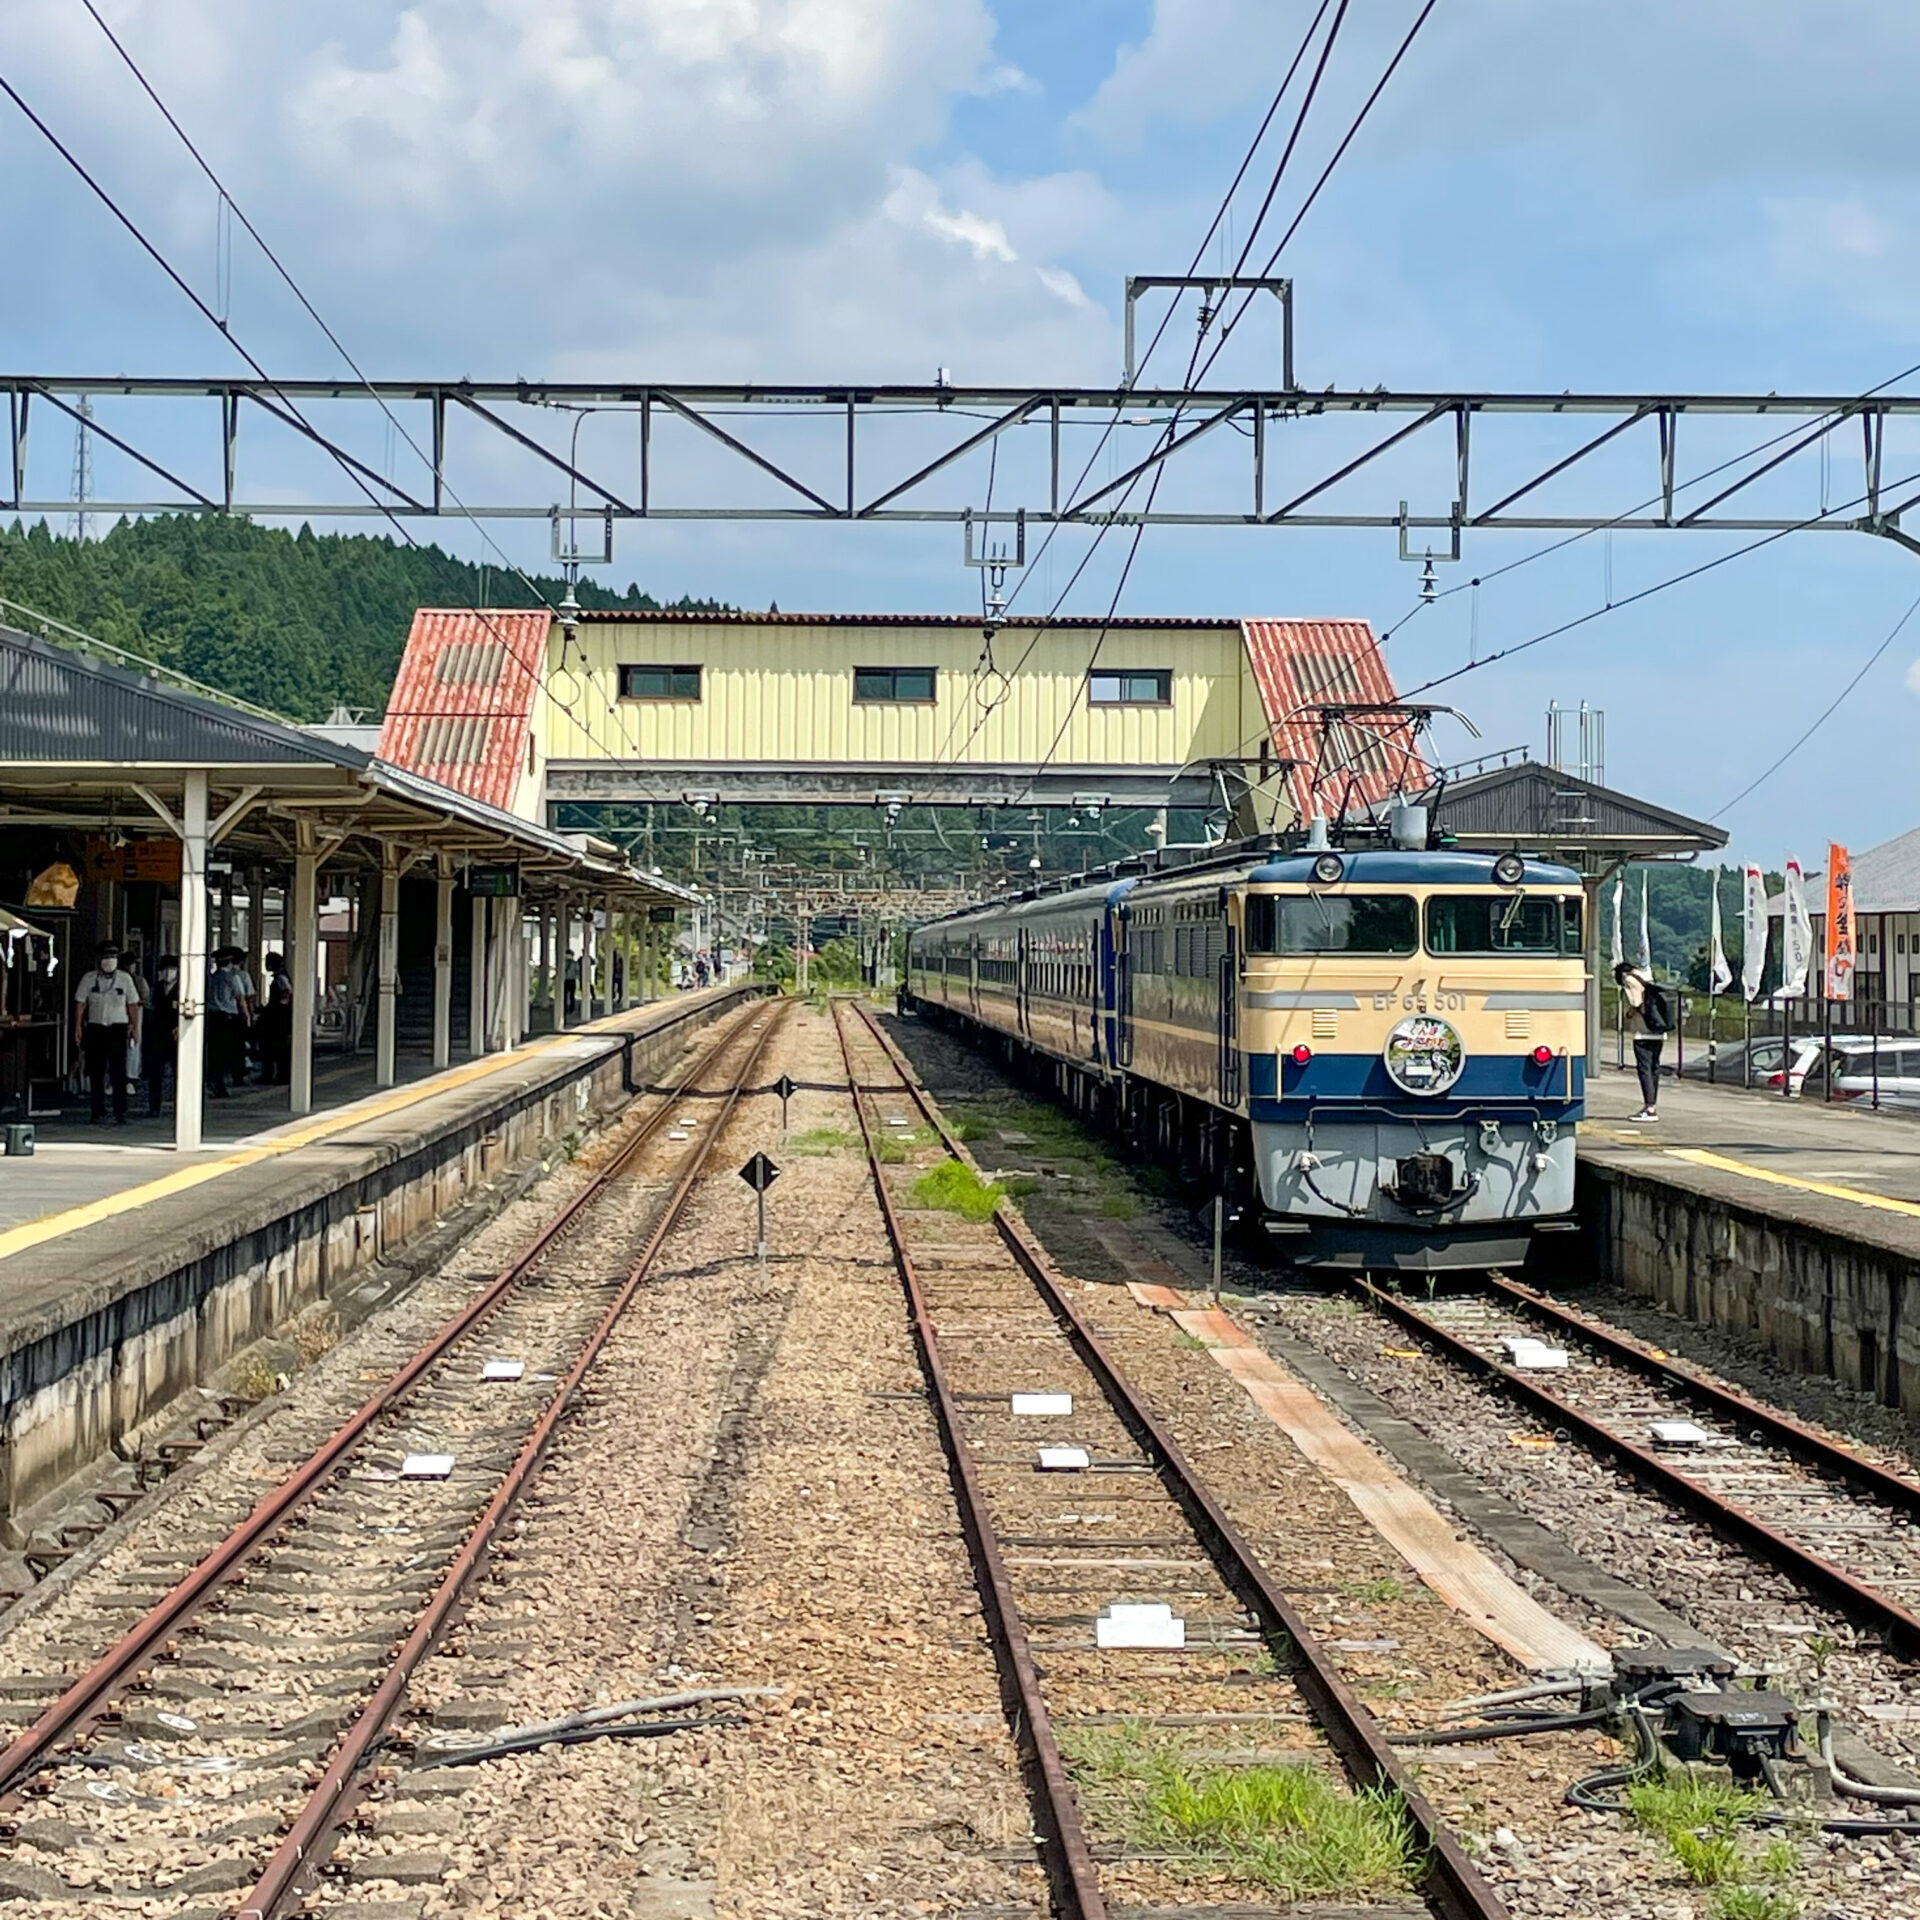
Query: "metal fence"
1601 983 1919 1106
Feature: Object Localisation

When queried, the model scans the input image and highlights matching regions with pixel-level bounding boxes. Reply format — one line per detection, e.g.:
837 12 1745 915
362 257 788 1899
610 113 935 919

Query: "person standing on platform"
257 952 294 1085
1613 960 1673 1122
73 941 142 1126
145 957 180 1117
207 948 249 1098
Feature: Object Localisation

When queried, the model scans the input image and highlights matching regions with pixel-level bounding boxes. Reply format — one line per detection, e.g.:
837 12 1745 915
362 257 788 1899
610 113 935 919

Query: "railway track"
831 999 1506 1920
0 994 783 1919
1357 1275 1920 1660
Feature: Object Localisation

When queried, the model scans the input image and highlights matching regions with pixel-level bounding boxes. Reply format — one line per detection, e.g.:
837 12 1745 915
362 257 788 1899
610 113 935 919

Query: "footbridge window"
854 666 937 702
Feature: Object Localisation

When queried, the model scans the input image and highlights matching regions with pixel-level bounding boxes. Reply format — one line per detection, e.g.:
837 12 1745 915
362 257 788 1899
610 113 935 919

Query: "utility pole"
69 398 93 542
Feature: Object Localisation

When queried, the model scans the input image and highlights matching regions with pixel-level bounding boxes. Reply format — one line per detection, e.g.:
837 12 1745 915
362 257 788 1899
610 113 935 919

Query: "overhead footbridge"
378 608 1421 824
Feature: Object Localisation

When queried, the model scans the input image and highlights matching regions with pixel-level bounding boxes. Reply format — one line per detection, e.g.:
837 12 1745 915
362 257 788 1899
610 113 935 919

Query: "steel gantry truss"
7 375 1920 555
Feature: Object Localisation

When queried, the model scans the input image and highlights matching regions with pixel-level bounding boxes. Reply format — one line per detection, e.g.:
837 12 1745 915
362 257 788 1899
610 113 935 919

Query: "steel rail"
830 1002 1109 1920
846 1003 1508 1920
0 992 769 1804
234 998 789 1918
1484 1274 1920 1522
1354 1280 1920 1661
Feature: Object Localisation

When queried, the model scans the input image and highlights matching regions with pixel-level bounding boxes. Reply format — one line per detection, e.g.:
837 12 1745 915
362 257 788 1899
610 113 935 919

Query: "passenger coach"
904 840 1587 1270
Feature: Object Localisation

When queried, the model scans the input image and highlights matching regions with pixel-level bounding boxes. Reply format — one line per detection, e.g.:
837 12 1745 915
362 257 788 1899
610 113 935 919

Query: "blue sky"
5 0 1920 863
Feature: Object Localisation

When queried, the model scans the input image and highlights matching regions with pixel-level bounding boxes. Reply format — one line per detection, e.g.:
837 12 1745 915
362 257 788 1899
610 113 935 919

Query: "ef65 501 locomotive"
903 840 1587 1270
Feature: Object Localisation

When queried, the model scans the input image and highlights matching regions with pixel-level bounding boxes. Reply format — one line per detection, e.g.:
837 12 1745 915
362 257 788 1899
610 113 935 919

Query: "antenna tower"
69 397 94 542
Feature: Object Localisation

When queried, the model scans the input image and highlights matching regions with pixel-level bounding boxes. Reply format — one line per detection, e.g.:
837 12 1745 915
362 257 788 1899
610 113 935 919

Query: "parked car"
1680 1035 1825 1090
1827 1041 1920 1111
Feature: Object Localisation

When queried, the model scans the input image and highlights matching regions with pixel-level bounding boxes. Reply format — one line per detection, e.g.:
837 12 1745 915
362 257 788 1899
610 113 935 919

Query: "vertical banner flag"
1610 871 1625 969
1826 843 1855 1001
1639 869 1653 973
1709 874 1733 995
1741 864 1768 1002
1782 859 1813 999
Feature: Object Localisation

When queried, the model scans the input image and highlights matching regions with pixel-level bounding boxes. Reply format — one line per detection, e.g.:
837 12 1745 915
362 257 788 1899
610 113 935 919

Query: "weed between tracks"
788 1126 857 1156
909 1158 1006 1220
1062 1722 1416 1898
1627 1773 1802 1915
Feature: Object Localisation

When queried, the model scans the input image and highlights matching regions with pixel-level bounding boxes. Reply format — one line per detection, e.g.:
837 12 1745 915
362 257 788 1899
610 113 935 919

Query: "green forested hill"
0 514 721 720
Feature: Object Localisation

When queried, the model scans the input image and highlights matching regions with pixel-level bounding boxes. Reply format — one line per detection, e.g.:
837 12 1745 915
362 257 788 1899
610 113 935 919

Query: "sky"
5 0 1920 864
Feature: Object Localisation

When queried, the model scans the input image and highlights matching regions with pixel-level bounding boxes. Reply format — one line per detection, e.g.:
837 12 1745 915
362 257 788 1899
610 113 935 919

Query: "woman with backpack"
1614 959 1673 1121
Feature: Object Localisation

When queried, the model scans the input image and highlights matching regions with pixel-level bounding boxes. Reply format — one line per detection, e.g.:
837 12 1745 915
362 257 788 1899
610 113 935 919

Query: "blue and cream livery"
903 845 1588 1270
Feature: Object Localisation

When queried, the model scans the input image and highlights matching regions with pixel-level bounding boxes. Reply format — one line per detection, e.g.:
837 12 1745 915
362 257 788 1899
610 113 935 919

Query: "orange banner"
1826 842 1855 1001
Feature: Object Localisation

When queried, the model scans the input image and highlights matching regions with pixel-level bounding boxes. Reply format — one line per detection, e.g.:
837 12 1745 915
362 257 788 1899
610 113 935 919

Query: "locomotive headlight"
1492 852 1527 886
1311 853 1344 885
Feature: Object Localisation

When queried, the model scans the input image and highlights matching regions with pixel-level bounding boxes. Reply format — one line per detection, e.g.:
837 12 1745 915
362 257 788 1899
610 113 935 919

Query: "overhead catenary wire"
922 0 1349 780
1714 583 1920 818
27 19 671 795
1008 0 1442 809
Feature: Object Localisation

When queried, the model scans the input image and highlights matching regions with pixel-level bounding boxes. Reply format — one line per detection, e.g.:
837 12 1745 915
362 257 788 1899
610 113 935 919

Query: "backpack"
1641 982 1674 1034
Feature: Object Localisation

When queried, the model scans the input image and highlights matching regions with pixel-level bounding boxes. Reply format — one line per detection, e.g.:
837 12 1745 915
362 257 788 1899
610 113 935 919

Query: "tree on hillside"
0 514 725 721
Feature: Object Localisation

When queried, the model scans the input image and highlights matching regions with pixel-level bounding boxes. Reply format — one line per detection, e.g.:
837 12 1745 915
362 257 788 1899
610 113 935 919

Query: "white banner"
1741 864 1768 1002
1709 874 1733 995
1782 859 1814 999
1610 871 1625 968
1638 869 1653 973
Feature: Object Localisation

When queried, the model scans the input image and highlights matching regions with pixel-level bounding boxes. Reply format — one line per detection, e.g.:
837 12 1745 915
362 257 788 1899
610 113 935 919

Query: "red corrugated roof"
1240 618 1429 817
376 609 549 813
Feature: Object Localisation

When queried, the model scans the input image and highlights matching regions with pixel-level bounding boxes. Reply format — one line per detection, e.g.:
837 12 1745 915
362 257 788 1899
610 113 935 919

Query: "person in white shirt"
72 941 143 1125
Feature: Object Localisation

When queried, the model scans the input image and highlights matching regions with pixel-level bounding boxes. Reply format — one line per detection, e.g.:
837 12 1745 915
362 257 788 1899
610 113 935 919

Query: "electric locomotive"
903 836 1587 1270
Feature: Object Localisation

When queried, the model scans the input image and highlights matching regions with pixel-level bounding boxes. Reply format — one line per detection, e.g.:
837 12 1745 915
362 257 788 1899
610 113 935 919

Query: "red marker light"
1530 1045 1554 1066
1290 1044 1313 1066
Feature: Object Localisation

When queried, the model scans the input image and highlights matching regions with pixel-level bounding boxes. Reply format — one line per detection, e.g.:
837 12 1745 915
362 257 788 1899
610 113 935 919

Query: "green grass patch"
787 1126 856 1156
1099 1192 1139 1219
908 1158 1005 1220
950 1116 989 1143
874 1134 909 1164
1627 1771 1797 1906
1627 1773 1768 1853
1061 1723 1414 1900
1341 1575 1408 1605
1003 1175 1042 1199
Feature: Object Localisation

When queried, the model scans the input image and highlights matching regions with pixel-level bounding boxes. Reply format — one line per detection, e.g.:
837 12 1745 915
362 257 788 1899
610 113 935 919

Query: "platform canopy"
1428 759 1727 874
0 623 694 912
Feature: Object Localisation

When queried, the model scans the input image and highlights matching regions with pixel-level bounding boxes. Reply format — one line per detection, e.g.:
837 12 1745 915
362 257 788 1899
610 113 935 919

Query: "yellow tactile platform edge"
0 1015 634 1268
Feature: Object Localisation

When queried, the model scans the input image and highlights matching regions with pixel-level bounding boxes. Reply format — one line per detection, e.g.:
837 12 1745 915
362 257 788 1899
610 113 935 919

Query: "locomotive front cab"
1240 850 1588 1270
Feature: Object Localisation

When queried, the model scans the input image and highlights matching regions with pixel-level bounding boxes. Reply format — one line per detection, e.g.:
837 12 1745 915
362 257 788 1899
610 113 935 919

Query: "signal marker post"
773 1074 796 1138
739 1152 780 1279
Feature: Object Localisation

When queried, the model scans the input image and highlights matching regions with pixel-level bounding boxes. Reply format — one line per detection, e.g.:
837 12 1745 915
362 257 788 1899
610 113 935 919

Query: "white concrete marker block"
482 1360 526 1382
668 1130 689 1141
1500 1337 1569 1371
1648 1420 1712 1447
1038 1447 1091 1472
401 1453 457 1479
1096 1602 1186 1649
1012 1392 1073 1416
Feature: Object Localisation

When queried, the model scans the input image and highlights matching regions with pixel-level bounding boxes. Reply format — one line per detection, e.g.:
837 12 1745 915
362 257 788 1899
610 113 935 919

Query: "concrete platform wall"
0 990 758 1535
1580 1161 1919 1415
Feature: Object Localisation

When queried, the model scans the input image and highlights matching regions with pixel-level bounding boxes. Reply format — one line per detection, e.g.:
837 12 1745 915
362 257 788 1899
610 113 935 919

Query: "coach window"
1090 669 1172 706
854 666 937 702
1245 893 1417 956
619 664 702 700
1426 894 1581 956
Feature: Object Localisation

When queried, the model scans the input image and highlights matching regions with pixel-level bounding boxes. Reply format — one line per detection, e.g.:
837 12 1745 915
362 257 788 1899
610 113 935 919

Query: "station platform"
1577 1063 1920 1416
0 985 757 1529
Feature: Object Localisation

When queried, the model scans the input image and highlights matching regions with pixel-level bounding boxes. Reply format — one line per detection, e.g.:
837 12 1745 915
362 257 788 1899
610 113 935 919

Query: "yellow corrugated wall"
541 620 1254 766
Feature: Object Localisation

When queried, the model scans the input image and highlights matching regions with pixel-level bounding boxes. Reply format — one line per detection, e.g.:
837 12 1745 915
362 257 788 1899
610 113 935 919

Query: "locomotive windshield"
1426 894 1584 956
1245 894 1418 956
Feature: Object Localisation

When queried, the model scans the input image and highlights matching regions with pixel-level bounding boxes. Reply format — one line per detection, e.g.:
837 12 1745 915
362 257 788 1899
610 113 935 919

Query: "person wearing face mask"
72 940 143 1126
144 957 181 1118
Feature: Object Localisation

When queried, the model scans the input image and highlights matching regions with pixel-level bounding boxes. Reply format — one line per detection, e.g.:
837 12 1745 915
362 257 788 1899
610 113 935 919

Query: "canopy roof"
1428 760 1726 871
0 624 693 907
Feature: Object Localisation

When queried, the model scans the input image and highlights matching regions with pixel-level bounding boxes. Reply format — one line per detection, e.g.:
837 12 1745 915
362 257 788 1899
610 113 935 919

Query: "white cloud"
1906 656 1920 699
